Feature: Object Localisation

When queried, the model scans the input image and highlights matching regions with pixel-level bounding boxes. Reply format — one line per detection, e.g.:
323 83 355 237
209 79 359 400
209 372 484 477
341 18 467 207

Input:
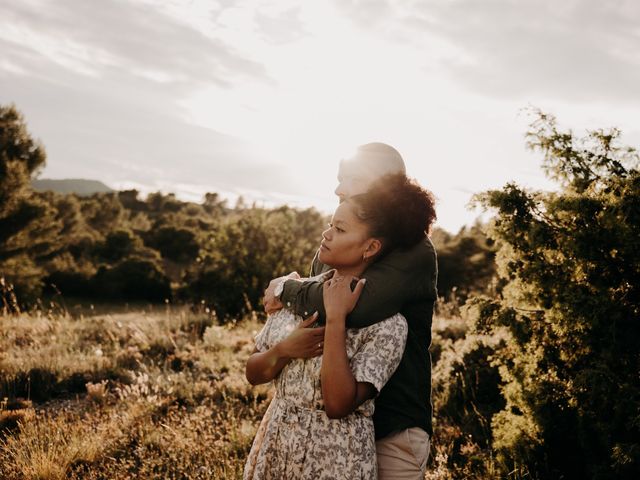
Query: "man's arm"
280 237 438 328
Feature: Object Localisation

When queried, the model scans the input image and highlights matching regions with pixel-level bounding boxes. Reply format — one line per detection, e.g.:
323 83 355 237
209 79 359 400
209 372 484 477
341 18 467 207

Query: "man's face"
334 160 379 202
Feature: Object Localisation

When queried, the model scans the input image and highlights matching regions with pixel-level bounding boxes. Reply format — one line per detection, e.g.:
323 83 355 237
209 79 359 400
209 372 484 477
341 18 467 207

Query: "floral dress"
244 309 408 480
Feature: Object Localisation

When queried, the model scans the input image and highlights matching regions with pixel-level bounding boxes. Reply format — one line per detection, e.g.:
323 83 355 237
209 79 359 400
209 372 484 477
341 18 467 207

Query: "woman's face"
318 201 371 269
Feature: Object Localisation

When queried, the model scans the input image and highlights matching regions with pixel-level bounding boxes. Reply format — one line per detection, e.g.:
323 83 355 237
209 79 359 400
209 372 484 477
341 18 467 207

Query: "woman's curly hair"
349 174 437 254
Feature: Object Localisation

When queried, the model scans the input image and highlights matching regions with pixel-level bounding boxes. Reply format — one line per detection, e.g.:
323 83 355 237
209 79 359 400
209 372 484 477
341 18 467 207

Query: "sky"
1 0 639 232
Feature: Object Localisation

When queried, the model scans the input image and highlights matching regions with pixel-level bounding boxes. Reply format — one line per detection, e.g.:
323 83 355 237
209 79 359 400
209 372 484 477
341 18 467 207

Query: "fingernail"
313 311 318 317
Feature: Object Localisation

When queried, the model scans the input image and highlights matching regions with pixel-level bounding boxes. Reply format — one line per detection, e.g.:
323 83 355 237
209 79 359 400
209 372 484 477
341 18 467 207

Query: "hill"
31 178 115 196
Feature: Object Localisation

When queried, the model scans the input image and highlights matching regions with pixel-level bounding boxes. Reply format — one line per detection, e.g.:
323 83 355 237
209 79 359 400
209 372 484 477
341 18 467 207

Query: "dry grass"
1 304 490 479
0 305 270 479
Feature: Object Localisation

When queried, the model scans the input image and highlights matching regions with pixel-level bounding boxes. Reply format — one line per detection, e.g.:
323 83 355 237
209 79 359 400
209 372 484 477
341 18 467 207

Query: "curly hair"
348 174 437 254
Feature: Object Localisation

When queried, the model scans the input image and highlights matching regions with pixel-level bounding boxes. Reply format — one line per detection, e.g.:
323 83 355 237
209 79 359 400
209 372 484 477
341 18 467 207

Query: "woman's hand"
277 312 324 359
322 272 366 322
246 312 323 385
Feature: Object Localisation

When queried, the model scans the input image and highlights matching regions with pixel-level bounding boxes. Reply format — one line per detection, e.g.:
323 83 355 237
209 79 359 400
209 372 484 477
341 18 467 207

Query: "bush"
470 109 640 479
432 331 505 470
92 259 171 302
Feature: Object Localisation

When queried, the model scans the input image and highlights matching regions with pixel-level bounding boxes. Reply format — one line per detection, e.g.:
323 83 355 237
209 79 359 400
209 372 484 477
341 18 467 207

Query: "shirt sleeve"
350 314 408 393
279 249 330 316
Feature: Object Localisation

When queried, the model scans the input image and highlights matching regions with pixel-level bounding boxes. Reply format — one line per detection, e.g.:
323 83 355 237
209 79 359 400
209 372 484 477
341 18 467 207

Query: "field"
0 304 272 479
0 304 472 479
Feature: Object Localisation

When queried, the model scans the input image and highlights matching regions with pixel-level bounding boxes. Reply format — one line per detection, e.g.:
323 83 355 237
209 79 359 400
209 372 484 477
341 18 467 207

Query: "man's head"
335 142 406 201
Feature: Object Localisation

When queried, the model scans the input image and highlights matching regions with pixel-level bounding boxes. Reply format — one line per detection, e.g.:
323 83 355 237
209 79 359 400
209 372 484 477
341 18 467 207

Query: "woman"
244 174 435 479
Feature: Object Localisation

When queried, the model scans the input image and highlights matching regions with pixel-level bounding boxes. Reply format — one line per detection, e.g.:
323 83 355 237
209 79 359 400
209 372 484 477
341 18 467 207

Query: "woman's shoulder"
269 308 297 320
256 309 302 350
262 309 302 334
268 308 302 327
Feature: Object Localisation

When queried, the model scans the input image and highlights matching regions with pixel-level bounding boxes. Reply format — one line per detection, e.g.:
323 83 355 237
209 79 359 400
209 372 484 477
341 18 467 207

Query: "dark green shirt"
281 236 437 439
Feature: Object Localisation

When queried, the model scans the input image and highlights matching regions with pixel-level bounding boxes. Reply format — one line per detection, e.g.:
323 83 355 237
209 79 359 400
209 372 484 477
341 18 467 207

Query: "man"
263 142 438 479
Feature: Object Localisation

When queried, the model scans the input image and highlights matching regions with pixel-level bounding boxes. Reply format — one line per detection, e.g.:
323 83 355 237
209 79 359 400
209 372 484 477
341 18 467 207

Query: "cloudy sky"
1 0 639 232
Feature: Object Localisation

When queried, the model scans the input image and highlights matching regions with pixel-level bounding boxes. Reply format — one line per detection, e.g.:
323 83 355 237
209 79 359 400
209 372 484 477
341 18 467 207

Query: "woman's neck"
333 264 367 279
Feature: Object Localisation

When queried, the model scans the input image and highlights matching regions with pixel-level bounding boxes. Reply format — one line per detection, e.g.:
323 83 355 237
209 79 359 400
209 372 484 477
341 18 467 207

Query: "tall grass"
1 303 496 479
0 304 269 479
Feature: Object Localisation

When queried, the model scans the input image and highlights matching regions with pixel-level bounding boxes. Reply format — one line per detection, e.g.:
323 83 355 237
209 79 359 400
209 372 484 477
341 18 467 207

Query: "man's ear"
365 238 383 259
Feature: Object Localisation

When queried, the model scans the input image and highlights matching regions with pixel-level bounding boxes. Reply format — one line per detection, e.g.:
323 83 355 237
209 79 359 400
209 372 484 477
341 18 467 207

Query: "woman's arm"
321 316 376 418
246 313 324 385
320 274 375 419
245 344 293 386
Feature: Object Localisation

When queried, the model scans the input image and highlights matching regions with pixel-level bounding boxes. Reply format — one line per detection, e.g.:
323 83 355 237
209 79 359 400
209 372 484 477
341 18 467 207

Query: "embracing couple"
244 143 437 479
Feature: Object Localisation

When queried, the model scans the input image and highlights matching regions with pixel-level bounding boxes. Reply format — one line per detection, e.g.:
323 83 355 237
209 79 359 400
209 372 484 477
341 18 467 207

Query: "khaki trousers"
376 427 430 480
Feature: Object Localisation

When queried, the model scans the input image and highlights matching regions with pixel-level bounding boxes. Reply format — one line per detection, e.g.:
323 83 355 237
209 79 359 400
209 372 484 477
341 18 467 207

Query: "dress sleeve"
254 315 276 352
350 314 408 393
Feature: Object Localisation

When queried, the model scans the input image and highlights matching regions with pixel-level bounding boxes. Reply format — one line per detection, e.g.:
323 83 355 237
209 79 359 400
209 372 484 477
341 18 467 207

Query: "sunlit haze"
1 0 638 232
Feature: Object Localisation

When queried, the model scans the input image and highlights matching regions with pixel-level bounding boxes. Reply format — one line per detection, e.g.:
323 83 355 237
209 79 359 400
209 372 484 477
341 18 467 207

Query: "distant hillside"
31 178 115 196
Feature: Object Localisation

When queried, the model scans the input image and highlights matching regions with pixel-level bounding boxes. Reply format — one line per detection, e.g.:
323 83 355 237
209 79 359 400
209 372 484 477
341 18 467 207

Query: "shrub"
470 109 640 478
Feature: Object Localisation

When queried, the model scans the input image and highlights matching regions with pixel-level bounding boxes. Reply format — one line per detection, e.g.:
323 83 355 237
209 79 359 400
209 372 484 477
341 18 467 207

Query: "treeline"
0 104 493 319
1 187 327 319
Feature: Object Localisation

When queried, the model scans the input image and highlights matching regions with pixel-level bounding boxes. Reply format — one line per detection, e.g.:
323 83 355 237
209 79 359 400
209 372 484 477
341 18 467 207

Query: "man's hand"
263 272 300 314
277 312 325 359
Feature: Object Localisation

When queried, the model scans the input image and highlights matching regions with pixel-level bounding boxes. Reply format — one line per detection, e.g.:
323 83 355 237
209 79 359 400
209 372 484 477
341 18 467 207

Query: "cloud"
0 55 295 193
0 0 304 200
333 0 395 29
335 0 640 103
0 0 270 89
254 5 308 45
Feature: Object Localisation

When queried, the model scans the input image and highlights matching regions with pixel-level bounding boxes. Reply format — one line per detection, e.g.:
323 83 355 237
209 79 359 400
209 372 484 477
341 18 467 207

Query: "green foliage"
183 206 325 320
80 193 127 235
433 331 506 450
95 229 144 263
0 104 58 309
0 105 329 315
0 104 46 214
471 109 640 479
143 226 200 263
432 223 498 303
92 259 171 302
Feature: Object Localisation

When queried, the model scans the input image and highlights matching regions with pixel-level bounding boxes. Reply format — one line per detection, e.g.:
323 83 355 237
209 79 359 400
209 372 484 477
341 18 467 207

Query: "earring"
362 253 368 261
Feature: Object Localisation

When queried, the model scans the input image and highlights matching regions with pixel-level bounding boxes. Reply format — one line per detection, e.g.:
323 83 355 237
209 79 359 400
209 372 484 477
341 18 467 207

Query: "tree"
0 104 58 309
470 109 640 479
432 223 497 302
95 229 144 263
0 104 46 214
143 226 200 263
182 206 325 320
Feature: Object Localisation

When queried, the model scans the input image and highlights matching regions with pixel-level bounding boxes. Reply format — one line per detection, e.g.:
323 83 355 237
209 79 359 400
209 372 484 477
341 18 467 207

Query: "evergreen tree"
433 222 497 302
0 104 58 310
470 109 640 479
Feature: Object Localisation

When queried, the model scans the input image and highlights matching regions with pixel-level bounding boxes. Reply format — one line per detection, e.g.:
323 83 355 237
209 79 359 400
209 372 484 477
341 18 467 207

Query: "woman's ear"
364 238 382 260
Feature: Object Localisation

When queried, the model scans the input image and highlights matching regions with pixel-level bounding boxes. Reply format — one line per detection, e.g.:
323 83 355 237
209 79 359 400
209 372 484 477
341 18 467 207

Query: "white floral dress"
244 309 408 480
